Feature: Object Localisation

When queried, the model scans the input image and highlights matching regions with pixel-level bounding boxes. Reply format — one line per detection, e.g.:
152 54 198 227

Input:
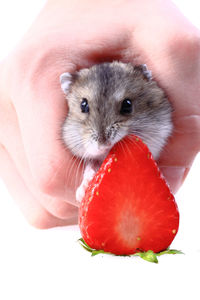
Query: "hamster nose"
97 132 113 146
97 133 107 145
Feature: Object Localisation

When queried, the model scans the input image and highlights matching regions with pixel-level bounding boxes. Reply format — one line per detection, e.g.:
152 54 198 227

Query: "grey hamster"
60 61 173 162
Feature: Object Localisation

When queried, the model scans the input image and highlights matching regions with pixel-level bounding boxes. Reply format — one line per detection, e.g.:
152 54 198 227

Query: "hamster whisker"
74 138 93 189
126 134 148 157
64 139 86 187
74 153 85 190
64 154 80 189
121 136 135 157
117 137 129 158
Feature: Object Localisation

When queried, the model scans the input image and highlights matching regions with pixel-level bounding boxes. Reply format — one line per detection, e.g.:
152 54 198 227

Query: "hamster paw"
76 183 87 203
76 164 96 203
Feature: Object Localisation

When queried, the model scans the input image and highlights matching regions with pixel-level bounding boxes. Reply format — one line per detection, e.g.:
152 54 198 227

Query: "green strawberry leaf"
78 238 184 263
78 238 112 256
78 239 93 253
156 249 184 256
135 250 158 263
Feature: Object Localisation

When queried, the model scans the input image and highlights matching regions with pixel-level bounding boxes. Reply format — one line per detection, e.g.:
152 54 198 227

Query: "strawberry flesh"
79 136 179 255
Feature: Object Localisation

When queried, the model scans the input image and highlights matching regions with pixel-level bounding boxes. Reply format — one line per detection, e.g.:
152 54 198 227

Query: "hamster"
60 61 173 201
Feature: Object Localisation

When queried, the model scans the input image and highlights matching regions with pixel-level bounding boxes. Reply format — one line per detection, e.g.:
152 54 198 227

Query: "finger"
159 165 189 194
9 49 84 201
158 115 200 193
0 95 79 219
0 145 78 228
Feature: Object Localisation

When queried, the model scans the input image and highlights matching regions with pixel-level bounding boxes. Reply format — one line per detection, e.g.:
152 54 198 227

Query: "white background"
0 1 200 299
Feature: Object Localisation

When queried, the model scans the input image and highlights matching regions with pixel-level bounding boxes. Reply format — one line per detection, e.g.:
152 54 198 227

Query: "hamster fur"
60 61 173 162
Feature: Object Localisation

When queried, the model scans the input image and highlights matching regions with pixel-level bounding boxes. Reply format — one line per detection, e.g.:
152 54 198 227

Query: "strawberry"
79 135 179 256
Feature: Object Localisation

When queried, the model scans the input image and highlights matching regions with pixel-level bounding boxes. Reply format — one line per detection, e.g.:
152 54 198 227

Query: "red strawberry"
79 135 179 256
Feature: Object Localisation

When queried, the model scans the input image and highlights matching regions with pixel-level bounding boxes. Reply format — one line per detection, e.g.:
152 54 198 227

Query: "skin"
0 0 200 228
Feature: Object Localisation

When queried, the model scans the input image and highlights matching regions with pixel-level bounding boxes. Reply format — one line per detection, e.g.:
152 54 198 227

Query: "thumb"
159 166 189 194
158 116 200 194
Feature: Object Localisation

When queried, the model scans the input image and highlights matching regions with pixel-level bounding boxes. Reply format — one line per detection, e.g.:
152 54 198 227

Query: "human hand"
0 0 199 228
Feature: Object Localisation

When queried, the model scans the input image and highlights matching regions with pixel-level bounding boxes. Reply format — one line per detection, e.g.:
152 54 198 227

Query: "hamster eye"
120 99 132 115
80 98 89 113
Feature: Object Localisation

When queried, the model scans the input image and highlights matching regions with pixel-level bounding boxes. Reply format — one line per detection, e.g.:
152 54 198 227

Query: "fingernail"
159 166 187 194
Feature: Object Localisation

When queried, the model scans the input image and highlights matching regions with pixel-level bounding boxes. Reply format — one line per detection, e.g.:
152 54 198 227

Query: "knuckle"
27 210 54 229
27 205 78 229
48 203 78 220
184 32 200 57
174 31 200 58
33 162 63 197
13 34 69 100
35 174 56 196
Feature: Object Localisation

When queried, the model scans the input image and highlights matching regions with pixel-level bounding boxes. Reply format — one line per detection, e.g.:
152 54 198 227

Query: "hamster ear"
141 64 152 80
134 64 152 81
60 72 74 94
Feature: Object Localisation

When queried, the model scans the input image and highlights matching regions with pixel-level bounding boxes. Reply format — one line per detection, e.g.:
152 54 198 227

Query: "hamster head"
60 61 173 161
